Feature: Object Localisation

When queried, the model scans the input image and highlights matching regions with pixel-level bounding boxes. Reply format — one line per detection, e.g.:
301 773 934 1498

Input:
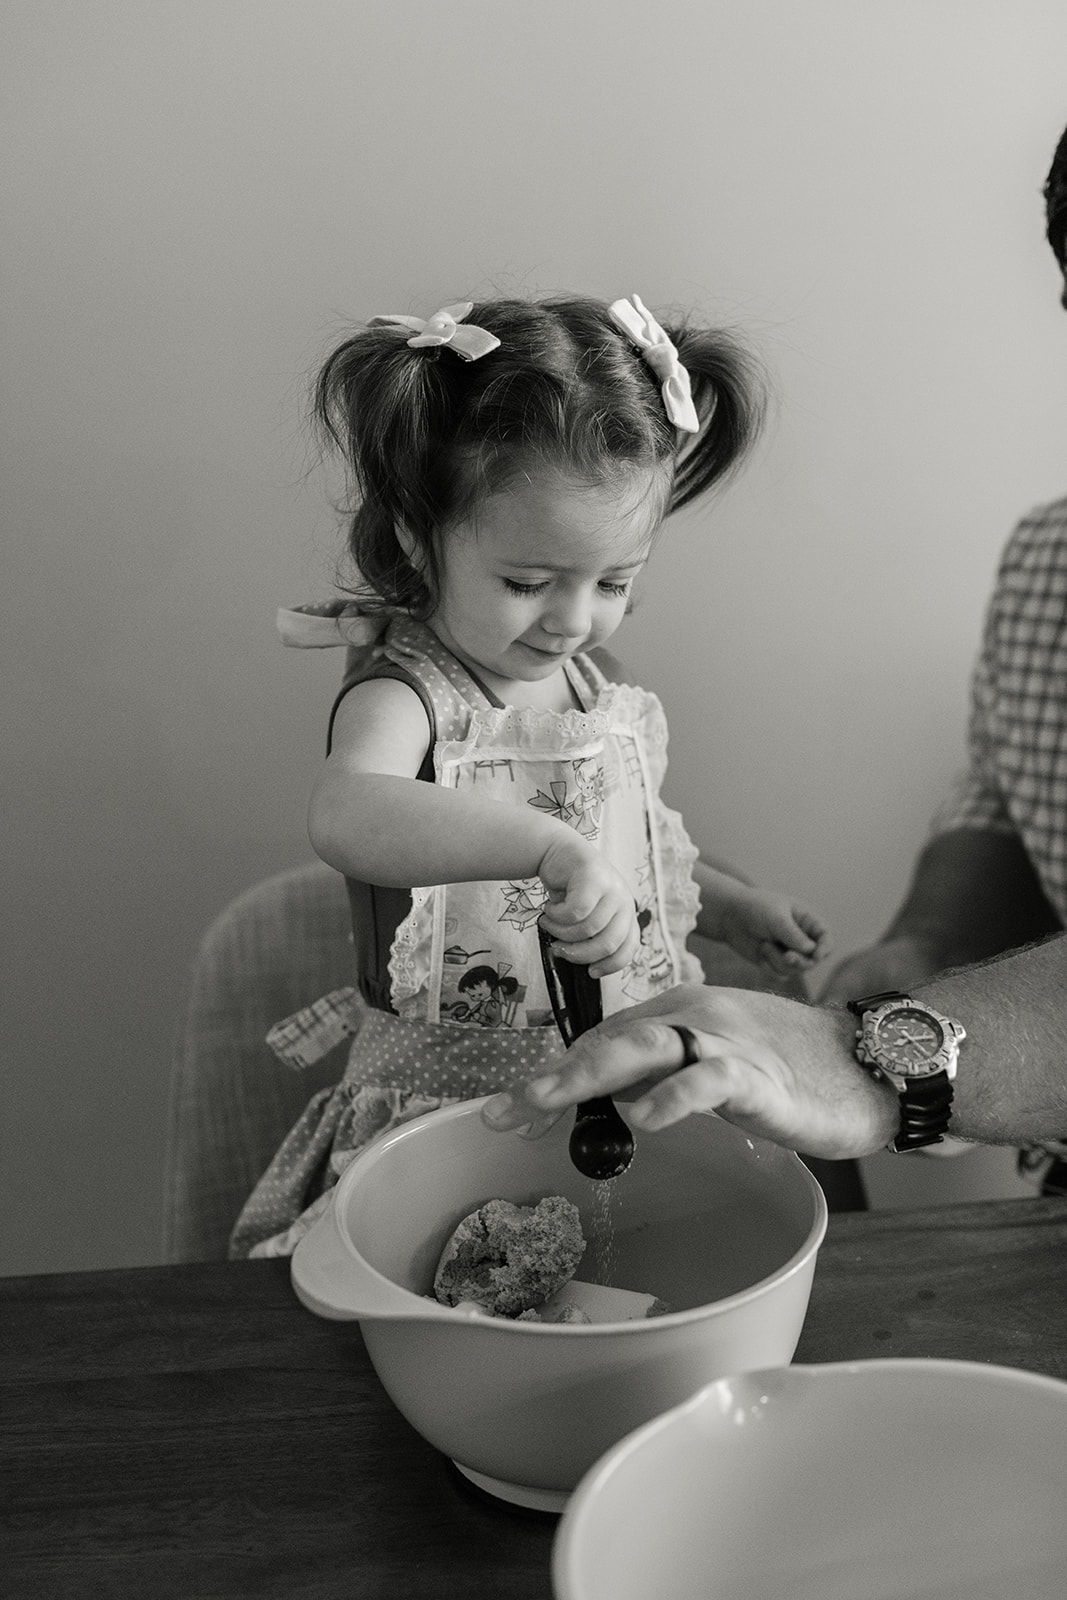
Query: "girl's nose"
543 586 592 639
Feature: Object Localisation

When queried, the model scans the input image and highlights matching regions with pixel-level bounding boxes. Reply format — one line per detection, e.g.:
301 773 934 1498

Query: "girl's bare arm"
308 678 639 973
309 678 568 885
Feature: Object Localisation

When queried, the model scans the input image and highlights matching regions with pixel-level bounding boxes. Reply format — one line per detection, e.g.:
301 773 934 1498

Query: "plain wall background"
4 0 1065 1275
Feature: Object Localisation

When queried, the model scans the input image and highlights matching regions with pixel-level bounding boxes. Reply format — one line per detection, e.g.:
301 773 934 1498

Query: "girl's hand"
537 834 640 979
712 887 832 978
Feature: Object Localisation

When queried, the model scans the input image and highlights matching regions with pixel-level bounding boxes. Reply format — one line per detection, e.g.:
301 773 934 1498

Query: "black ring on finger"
671 1024 702 1068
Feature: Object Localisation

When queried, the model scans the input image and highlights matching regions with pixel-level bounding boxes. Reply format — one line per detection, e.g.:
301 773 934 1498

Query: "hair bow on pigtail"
368 301 500 362
607 294 700 433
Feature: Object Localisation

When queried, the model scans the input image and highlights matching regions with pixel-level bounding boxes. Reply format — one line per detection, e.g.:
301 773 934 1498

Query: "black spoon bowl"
568 1095 636 1181
537 926 636 1181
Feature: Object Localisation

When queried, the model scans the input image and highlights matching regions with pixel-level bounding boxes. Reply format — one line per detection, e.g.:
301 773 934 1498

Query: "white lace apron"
229 617 703 1258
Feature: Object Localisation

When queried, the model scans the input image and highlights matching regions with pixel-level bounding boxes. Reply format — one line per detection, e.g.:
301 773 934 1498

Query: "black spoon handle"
537 923 604 1044
537 925 635 1178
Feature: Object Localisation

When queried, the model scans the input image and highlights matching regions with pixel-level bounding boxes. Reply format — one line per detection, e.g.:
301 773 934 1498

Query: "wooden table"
3 1196 1066 1599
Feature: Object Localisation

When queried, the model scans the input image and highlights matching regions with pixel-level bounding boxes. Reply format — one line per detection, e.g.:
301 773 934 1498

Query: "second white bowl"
554 1357 1067 1598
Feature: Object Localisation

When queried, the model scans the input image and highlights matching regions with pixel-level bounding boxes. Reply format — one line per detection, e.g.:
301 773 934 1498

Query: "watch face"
871 1006 946 1075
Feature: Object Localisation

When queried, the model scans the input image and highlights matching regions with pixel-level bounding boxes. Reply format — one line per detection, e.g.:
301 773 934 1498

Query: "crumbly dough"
433 1195 585 1318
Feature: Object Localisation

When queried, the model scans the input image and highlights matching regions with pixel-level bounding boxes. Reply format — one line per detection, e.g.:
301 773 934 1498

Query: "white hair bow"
368 301 500 362
607 294 699 433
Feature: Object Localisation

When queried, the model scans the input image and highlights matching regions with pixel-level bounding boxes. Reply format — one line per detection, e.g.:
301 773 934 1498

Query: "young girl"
230 293 830 1258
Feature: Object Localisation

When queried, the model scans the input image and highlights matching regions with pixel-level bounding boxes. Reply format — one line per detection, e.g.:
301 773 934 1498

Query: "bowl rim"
552 1357 1067 1593
305 1095 829 1334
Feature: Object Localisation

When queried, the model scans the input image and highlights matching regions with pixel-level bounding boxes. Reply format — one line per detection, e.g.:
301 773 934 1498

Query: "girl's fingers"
545 905 639 976
795 908 830 948
541 897 598 931
541 893 616 941
588 912 640 977
758 941 804 977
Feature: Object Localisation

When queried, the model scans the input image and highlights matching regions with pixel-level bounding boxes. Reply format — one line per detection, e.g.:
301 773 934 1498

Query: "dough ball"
433 1195 584 1317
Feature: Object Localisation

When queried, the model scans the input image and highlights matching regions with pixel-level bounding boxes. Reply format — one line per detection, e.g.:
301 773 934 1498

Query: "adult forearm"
309 773 565 887
916 934 1067 1146
883 828 1061 967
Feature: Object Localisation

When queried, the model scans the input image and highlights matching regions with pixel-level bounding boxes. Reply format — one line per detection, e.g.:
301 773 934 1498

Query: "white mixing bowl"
291 1097 827 1510
553 1358 1067 1599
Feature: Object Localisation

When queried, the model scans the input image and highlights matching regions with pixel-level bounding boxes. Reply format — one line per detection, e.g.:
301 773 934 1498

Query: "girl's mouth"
523 641 570 658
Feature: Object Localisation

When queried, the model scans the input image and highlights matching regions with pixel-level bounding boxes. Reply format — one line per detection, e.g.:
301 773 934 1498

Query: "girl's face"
427 468 660 695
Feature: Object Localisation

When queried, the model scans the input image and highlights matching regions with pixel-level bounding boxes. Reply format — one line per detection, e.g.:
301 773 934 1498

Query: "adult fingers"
529 1015 708 1109
626 1052 738 1130
480 1019 699 1134
516 1109 567 1141
481 985 752 1132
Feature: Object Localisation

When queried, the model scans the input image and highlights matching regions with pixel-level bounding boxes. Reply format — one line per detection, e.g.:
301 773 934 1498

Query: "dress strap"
564 651 610 707
379 618 497 741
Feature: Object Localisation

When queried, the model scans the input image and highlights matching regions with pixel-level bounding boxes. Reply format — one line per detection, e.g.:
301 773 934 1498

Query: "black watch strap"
846 989 908 1015
889 1072 954 1153
848 990 955 1153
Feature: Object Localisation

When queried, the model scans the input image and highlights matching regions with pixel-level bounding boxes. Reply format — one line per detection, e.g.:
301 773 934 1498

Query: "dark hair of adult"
1043 123 1067 268
313 294 765 619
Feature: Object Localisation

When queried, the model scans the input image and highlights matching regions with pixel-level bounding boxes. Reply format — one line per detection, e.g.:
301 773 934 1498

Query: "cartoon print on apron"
387 683 683 1030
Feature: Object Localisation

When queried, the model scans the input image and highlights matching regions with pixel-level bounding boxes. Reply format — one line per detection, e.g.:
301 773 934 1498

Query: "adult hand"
482 983 898 1160
817 935 943 1005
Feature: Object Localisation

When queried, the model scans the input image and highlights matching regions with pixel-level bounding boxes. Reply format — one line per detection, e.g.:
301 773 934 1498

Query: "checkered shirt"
932 495 1067 925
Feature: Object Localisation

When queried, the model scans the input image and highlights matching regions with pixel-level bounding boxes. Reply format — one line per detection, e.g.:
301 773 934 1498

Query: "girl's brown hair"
314 294 764 618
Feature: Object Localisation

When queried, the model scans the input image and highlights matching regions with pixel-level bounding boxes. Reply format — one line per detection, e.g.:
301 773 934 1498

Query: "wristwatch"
847 990 966 1153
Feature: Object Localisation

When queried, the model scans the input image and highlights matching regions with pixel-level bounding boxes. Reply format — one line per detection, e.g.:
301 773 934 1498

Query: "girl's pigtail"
314 328 452 615
666 328 766 512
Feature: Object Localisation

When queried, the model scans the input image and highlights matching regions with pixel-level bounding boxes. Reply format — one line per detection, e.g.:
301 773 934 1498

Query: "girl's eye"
502 578 549 596
501 577 633 597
